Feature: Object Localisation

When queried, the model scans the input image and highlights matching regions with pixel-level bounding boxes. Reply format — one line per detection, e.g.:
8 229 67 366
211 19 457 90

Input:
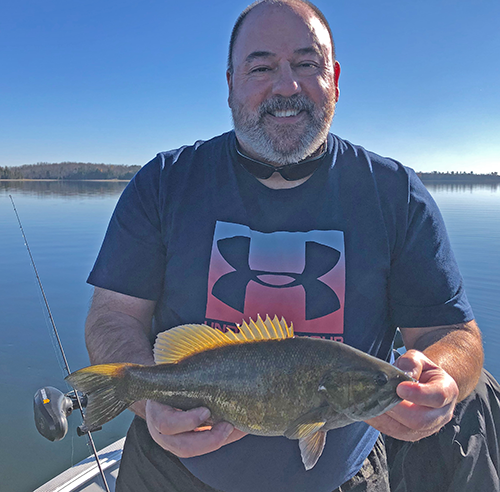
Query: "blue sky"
1 0 499 173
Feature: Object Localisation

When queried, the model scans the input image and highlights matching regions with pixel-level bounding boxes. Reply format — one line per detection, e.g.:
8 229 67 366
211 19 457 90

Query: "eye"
295 62 320 75
375 372 389 386
249 66 272 74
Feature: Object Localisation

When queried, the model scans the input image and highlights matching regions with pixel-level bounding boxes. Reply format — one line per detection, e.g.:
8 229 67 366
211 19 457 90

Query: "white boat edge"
34 437 125 492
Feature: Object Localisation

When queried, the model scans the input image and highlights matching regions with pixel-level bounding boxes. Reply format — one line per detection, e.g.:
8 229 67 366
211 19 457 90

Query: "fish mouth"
403 372 418 383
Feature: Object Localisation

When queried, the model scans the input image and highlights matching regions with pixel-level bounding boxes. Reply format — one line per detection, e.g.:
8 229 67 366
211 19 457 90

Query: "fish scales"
123 337 332 435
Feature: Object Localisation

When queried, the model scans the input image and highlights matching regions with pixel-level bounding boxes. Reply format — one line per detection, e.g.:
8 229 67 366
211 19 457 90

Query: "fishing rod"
10 195 111 492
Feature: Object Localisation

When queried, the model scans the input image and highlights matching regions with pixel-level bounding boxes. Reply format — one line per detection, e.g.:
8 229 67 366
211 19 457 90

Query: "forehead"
232 3 332 66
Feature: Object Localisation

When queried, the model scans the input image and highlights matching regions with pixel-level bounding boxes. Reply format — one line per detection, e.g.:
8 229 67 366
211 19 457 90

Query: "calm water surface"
1 180 499 491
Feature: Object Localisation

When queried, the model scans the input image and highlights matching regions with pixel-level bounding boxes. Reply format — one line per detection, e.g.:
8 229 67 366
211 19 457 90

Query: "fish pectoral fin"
284 408 327 440
299 430 327 471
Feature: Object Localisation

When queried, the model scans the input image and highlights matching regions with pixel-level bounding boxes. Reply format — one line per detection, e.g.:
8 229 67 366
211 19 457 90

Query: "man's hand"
146 400 247 458
366 350 459 441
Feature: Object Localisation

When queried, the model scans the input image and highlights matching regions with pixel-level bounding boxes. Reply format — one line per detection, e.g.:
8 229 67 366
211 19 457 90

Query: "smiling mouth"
269 109 302 118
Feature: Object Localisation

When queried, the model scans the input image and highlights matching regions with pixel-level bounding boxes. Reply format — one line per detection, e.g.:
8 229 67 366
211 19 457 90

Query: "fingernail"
396 358 412 370
198 408 211 422
396 361 417 379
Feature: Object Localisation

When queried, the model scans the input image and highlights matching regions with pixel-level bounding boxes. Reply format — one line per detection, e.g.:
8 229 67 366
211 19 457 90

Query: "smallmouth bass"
66 315 414 470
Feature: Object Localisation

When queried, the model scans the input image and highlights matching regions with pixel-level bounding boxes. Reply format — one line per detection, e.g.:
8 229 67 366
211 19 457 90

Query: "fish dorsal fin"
153 315 293 364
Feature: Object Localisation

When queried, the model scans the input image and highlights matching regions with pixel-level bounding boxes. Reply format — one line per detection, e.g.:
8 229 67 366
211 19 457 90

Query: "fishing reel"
33 386 101 441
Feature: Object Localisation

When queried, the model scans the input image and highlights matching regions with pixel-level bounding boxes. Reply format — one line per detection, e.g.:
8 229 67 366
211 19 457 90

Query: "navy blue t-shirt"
88 131 473 492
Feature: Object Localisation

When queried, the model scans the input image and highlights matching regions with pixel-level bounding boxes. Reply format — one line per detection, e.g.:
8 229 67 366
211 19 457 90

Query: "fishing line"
10 195 111 492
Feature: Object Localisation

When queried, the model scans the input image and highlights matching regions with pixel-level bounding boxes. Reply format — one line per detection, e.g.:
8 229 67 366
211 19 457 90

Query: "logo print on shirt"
205 222 345 335
212 236 341 320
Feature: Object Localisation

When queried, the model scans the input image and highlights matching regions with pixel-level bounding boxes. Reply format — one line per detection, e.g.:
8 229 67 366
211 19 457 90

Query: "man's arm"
85 286 245 456
366 320 483 441
400 320 483 401
85 286 157 419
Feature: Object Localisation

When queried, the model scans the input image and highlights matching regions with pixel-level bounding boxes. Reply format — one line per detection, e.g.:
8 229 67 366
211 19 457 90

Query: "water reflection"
0 180 128 197
424 182 498 193
1 178 499 491
3 180 498 199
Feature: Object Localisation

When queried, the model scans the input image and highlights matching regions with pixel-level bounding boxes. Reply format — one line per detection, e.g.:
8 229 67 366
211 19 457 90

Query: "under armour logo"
212 236 341 320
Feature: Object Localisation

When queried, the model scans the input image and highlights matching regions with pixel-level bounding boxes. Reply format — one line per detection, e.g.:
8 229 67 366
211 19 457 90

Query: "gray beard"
230 94 335 165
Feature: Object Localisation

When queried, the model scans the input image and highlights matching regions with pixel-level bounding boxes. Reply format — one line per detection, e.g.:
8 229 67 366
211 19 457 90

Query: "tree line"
0 162 141 180
2 162 498 182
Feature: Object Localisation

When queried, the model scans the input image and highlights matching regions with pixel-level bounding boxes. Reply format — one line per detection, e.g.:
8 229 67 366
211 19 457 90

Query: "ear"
333 61 341 103
226 70 233 107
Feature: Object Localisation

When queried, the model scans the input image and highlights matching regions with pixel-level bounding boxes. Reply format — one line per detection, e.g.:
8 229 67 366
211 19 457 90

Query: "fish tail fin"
65 363 137 432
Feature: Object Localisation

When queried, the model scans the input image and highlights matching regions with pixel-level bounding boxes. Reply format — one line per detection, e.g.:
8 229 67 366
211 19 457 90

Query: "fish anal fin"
299 430 327 471
154 315 294 364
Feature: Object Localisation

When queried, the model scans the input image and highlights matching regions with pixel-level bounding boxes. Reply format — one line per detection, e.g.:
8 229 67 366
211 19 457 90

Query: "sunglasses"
236 145 327 181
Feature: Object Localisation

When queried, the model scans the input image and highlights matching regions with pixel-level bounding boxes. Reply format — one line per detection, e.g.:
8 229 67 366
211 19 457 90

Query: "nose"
272 63 301 97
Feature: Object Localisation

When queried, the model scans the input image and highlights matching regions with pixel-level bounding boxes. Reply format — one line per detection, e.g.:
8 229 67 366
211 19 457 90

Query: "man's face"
228 3 340 165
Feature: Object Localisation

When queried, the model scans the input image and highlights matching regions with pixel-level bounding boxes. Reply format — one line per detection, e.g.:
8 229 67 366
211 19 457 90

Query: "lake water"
1 180 499 492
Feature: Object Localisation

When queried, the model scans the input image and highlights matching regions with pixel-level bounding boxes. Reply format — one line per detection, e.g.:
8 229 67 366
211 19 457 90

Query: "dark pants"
335 436 389 492
386 369 500 492
116 425 389 492
116 369 499 492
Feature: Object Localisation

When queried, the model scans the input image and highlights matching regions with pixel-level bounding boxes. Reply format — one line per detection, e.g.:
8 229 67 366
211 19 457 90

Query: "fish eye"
375 372 389 386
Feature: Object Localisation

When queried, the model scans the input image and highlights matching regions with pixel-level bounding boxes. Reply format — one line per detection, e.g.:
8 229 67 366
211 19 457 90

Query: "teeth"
272 109 299 118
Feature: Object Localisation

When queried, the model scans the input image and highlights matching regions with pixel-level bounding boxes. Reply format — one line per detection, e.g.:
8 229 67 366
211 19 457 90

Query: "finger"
154 422 236 458
395 353 423 380
367 411 445 442
146 401 211 436
385 399 454 431
395 350 439 380
367 412 423 441
397 376 458 408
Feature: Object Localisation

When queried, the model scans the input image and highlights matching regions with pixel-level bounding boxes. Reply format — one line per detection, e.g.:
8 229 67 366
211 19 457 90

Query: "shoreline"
0 178 131 182
2 178 499 185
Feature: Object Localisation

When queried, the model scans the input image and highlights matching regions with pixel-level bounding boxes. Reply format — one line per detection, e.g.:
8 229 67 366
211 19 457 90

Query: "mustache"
259 95 315 116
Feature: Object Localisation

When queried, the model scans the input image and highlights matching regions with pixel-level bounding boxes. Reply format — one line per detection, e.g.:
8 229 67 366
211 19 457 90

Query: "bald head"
227 0 335 75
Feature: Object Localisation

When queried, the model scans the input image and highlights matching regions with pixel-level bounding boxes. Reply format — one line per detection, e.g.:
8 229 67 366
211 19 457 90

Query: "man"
85 1 492 491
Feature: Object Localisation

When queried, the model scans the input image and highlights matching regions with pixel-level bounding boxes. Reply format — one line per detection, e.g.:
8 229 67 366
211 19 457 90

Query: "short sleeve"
388 170 474 327
87 156 166 300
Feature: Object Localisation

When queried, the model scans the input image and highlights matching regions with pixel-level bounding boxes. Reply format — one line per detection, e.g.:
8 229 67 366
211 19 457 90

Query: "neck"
235 137 327 189
236 138 326 168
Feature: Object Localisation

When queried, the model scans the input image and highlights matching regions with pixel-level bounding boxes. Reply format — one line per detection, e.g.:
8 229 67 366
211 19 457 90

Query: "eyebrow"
294 46 322 57
244 46 322 64
245 51 276 64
